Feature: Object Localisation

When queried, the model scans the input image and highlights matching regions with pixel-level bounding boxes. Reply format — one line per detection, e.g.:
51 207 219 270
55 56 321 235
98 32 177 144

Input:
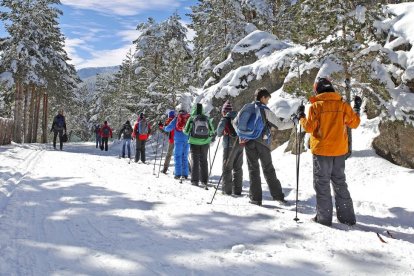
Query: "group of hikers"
54 78 362 227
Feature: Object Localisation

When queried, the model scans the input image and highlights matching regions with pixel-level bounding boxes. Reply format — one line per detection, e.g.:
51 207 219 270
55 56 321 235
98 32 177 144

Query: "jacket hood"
310 92 342 103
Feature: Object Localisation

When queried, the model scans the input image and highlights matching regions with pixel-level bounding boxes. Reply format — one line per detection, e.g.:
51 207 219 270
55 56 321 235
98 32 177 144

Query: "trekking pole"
207 136 222 183
157 133 167 178
130 139 135 163
293 102 303 222
118 138 123 158
207 139 238 204
208 146 212 171
152 132 160 175
149 137 157 155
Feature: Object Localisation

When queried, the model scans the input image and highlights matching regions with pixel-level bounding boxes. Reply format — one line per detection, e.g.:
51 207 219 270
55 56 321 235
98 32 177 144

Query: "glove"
353 95 362 114
291 115 299 125
296 104 306 119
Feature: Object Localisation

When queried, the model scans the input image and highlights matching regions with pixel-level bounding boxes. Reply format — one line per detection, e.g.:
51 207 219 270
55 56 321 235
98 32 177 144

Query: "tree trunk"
42 92 49 143
33 88 41 143
13 82 24 143
23 85 30 143
27 85 35 143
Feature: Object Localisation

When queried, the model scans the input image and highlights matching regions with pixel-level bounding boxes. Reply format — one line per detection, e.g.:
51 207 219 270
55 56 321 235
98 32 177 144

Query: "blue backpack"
234 102 266 140
138 119 149 135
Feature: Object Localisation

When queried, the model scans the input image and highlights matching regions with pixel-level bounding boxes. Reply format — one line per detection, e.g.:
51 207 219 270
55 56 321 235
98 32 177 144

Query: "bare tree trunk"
42 92 49 143
23 85 29 143
27 85 35 143
33 88 41 143
0 118 14 145
13 82 24 143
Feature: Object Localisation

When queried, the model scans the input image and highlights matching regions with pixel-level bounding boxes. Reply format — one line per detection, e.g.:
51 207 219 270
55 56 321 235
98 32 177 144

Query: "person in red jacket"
99 121 113 151
159 110 176 173
132 113 151 163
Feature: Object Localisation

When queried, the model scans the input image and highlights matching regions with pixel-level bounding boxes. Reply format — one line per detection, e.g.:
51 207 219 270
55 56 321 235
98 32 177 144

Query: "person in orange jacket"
132 113 151 163
99 121 113 151
297 77 362 227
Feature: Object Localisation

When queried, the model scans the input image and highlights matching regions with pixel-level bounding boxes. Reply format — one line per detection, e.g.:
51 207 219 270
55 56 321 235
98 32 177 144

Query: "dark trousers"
245 140 284 202
135 139 146 162
101 137 109 151
222 142 244 195
190 144 209 184
96 135 102 148
53 130 63 150
313 154 356 226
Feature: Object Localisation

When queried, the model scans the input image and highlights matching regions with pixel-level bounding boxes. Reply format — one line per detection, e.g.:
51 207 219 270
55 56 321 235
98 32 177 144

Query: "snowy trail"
1 118 414 275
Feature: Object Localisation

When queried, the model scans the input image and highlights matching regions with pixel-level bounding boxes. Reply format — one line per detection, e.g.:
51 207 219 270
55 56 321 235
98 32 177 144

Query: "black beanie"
196 103 203 115
314 78 335 94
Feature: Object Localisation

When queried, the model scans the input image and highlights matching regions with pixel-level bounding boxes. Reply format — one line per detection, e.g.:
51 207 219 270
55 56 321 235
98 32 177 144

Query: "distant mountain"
77 66 120 80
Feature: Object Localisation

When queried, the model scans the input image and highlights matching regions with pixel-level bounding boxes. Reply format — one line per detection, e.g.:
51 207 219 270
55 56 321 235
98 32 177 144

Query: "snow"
1 114 414 275
388 3 414 81
232 31 291 58
200 43 304 114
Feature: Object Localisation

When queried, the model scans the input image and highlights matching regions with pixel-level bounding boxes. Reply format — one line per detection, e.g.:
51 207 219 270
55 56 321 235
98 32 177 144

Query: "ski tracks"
0 144 45 213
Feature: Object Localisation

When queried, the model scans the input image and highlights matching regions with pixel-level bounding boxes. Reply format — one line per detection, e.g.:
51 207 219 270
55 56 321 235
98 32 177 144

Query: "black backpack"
124 125 132 136
191 115 209 139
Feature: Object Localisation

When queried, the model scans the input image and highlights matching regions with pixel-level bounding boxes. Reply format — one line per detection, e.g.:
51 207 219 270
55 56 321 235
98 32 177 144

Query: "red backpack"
176 113 190 131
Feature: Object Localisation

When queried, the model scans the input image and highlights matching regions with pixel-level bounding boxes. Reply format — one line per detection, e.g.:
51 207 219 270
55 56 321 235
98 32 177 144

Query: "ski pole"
153 132 160 175
208 146 212 171
293 117 302 222
207 139 238 204
207 136 222 183
157 133 167 178
149 137 157 155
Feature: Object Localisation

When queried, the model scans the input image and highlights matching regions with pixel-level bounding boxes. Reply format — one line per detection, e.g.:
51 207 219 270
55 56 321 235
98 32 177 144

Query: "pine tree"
289 0 393 156
189 0 247 86
154 13 192 115
0 0 78 143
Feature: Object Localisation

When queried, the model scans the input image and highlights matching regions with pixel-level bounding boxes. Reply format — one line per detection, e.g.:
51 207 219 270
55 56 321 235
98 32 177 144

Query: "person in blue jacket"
164 110 191 179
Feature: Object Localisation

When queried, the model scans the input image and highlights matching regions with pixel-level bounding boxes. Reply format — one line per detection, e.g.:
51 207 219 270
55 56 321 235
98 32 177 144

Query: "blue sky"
1 0 197 70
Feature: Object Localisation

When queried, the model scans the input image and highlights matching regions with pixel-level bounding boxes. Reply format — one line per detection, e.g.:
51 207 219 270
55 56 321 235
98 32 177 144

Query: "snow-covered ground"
1 114 414 275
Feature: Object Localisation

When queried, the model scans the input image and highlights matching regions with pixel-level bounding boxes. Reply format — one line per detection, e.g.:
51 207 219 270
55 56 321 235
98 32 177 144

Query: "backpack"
176 113 190 131
102 126 110 136
224 118 237 137
138 119 149 135
191 114 209 139
124 124 132 136
56 116 65 129
234 102 265 140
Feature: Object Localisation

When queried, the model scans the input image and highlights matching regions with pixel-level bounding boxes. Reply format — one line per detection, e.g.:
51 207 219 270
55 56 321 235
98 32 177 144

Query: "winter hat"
314 77 335 94
221 100 233 113
168 110 176 118
196 103 203 115
139 113 144 119
104 120 108 125
126 120 130 125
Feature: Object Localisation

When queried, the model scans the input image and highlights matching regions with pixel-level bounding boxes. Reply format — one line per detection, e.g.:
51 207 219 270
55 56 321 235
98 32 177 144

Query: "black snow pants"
245 140 284 203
